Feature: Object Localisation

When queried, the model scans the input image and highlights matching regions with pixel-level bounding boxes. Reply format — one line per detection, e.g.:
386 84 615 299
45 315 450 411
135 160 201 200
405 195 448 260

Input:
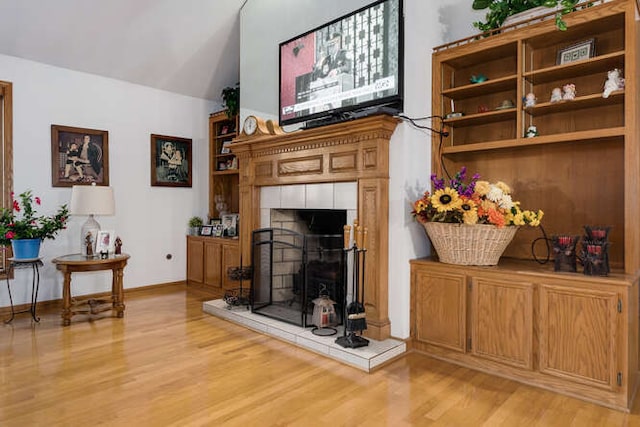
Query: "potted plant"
472 0 579 32
188 216 204 236
0 190 69 259
221 83 239 118
411 167 543 265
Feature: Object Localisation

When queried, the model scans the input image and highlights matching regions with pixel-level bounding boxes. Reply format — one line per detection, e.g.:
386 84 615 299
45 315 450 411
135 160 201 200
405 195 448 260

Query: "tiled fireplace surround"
259 182 357 229
261 184 356 304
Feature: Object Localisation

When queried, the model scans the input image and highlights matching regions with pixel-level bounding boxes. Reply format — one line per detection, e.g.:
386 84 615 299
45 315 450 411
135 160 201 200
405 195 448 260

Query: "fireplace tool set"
336 220 370 348
224 257 252 309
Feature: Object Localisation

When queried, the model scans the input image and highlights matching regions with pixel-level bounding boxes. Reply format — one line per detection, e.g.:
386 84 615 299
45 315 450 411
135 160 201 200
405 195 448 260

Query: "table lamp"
70 184 115 256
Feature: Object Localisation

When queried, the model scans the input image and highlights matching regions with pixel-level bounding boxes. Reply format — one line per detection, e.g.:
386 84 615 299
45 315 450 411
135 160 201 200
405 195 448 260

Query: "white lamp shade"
70 185 115 216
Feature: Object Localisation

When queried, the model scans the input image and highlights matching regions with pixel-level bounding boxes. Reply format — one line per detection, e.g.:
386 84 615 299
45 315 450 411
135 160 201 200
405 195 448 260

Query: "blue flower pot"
11 238 42 260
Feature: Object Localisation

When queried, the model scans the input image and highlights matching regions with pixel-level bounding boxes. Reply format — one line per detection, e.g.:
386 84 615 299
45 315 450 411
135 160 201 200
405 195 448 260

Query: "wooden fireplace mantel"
231 114 399 340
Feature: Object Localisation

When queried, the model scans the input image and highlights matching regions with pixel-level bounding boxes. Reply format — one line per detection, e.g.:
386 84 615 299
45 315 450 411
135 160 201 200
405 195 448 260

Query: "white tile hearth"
203 299 406 372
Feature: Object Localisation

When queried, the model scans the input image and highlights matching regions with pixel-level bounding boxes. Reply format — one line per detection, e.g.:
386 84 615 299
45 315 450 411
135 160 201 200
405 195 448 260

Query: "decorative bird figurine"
470 73 488 84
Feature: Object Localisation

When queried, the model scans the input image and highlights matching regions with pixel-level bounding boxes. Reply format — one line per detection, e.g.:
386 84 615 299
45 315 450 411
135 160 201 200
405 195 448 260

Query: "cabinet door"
203 241 222 289
221 243 240 290
470 277 533 369
539 284 618 390
413 268 466 352
186 238 204 284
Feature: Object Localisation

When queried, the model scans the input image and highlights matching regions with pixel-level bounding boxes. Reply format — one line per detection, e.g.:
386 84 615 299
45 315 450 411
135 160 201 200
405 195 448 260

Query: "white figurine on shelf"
550 87 563 103
602 68 624 98
562 83 576 100
525 125 538 138
524 92 537 108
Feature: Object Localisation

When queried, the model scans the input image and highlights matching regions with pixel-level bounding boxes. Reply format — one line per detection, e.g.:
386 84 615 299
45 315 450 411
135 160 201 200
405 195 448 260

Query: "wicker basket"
422 222 518 266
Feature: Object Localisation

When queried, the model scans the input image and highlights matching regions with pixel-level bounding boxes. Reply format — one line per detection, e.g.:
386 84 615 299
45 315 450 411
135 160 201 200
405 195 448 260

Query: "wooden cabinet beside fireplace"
185 111 241 297
186 235 239 296
411 258 637 411
413 0 640 410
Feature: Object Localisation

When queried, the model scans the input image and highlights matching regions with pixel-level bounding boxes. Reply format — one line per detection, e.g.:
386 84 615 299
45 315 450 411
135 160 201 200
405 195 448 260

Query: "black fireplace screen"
251 228 344 327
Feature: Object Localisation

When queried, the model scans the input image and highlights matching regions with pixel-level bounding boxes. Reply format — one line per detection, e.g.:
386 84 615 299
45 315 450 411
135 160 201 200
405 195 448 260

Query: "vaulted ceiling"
0 0 244 101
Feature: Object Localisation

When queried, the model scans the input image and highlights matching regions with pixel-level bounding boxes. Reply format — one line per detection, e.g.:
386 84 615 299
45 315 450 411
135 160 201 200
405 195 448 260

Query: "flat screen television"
279 0 403 128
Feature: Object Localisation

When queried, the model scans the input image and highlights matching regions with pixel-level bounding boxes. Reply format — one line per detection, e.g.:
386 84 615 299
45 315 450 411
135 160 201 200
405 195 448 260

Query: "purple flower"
431 173 445 190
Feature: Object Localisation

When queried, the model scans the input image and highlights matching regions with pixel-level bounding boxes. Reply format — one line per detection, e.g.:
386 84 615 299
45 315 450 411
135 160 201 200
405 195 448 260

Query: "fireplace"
231 114 399 339
251 209 346 328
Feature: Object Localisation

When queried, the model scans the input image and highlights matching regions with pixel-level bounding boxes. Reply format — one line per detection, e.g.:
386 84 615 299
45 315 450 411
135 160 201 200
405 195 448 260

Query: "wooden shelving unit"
413 0 640 411
208 111 240 220
186 111 240 296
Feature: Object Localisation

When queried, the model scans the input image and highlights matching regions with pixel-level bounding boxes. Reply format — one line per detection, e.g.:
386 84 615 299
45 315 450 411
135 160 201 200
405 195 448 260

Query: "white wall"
239 0 482 338
0 53 218 307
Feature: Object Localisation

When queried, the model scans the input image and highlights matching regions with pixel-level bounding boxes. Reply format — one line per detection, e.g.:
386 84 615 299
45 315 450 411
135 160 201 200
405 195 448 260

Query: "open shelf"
442 75 517 100
525 91 624 116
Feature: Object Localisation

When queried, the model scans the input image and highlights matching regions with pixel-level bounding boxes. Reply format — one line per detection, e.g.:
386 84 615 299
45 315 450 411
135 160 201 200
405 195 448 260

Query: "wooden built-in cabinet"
186 111 241 297
186 235 239 296
411 258 637 411
431 0 636 266
412 0 640 411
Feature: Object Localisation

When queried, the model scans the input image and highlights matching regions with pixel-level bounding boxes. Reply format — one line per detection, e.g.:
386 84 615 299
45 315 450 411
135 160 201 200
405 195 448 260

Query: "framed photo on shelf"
220 140 233 154
51 124 109 187
557 39 595 65
200 225 213 236
213 224 224 237
210 218 221 225
96 229 115 253
221 214 239 237
220 125 229 135
150 134 192 187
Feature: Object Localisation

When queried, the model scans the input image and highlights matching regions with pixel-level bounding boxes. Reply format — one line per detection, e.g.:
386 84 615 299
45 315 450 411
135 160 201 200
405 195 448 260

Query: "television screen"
279 0 403 127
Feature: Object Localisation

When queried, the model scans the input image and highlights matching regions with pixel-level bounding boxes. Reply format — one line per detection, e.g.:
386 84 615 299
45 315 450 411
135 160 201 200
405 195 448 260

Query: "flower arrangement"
412 167 543 228
0 190 69 246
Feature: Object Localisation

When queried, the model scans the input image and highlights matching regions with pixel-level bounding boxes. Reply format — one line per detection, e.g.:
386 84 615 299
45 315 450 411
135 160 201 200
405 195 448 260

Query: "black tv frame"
278 0 404 128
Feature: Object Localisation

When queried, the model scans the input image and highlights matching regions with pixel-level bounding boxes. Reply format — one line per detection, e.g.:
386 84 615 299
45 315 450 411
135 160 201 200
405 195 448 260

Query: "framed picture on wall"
150 134 192 187
51 125 109 187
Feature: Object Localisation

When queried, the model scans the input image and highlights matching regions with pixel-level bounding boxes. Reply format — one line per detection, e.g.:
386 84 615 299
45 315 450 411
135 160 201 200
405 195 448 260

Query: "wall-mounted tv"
279 0 403 128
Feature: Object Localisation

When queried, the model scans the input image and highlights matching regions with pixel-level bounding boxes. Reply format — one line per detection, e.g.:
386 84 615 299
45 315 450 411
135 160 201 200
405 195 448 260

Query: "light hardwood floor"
2 284 640 426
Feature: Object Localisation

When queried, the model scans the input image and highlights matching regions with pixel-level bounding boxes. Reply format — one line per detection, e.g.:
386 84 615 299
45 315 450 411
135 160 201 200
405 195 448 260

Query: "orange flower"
487 208 506 227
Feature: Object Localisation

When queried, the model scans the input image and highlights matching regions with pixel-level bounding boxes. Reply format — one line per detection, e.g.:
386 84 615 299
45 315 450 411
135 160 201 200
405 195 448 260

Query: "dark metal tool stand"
335 244 369 349
4 258 43 323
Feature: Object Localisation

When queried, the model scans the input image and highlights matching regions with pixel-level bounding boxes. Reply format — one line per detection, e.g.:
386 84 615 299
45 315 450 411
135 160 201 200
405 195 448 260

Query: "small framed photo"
210 218 221 226
150 134 192 187
221 214 239 237
200 225 213 236
96 230 115 253
557 39 595 65
51 125 109 187
213 224 224 237
220 125 229 135
220 140 232 154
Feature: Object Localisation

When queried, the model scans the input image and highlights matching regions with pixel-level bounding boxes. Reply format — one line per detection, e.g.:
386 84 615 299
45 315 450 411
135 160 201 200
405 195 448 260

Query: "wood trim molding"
0 80 13 275
232 114 399 340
